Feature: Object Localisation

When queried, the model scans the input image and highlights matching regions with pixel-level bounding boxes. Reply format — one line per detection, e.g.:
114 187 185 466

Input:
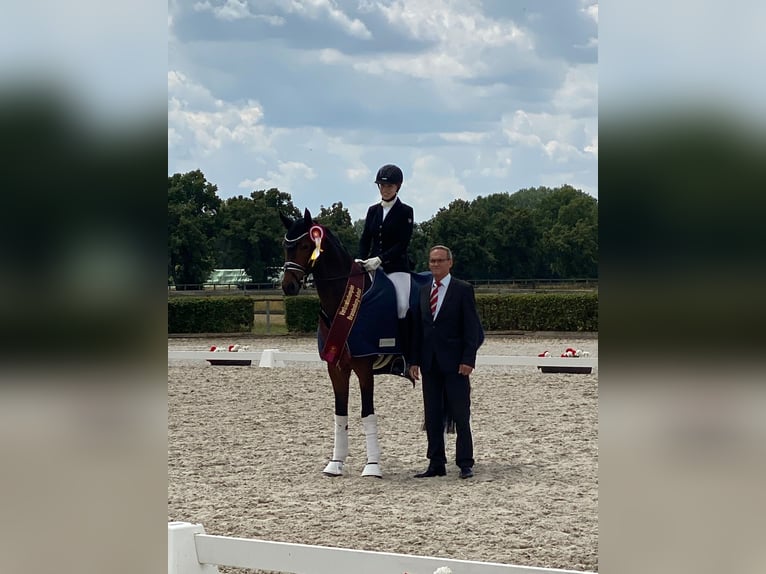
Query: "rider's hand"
361 257 382 271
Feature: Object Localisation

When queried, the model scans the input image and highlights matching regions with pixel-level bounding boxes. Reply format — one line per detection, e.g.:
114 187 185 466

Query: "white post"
258 349 285 367
168 522 219 574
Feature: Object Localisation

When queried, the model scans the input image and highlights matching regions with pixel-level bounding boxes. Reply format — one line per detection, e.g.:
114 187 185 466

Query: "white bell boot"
323 415 348 476
361 414 382 478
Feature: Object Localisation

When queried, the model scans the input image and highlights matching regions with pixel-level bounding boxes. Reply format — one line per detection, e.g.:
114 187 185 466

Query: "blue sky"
168 0 598 222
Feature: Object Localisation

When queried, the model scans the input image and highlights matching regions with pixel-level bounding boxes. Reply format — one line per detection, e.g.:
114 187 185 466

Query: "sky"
168 0 598 222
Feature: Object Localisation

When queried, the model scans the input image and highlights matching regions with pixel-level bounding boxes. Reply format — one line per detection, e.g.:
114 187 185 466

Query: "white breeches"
386 272 411 318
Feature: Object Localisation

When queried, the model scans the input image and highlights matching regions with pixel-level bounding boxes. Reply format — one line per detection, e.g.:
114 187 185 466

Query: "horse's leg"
323 363 351 477
354 358 382 478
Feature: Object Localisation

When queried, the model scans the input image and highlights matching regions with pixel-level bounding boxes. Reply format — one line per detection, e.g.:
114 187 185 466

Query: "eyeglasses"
429 258 449 264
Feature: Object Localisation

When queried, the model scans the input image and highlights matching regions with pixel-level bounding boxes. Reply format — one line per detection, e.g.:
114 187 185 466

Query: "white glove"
361 257 382 271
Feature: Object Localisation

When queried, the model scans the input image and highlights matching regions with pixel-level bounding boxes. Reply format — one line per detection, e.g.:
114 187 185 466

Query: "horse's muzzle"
282 278 301 296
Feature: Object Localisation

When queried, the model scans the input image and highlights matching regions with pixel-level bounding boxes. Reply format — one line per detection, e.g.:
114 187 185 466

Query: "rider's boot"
397 313 416 386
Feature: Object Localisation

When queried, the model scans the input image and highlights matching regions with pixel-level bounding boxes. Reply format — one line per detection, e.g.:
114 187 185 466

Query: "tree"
315 202 359 259
168 170 221 287
352 218 365 240
536 186 598 278
411 185 597 281
428 199 492 279
476 200 539 279
409 220 433 272
215 188 299 282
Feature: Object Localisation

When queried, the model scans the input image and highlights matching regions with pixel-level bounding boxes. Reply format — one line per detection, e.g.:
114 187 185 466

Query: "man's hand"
408 365 420 382
361 256 382 271
458 364 474 376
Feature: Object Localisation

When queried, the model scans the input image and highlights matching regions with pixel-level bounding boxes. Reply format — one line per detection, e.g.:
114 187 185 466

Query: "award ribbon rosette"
309 225 324 263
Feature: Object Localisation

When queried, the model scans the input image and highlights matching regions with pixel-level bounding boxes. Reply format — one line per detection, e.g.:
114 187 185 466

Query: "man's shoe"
459 467 474 479
414 466 446 478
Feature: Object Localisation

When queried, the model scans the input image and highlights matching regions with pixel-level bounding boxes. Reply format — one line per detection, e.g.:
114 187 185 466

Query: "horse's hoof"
323 460 344 476
361 462 382 478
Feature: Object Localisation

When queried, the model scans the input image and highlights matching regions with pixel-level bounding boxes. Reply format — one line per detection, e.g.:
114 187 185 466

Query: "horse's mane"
285 216 351 262
320 225 351 261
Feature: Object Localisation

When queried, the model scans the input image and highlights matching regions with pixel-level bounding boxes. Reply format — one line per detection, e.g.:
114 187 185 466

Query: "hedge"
168 297 254 333
283 292 597 333
168 293 597 334
475 293 597 332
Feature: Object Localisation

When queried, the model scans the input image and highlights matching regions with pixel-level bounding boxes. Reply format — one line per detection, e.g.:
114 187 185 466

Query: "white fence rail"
168 522 595 574
168 350 597 370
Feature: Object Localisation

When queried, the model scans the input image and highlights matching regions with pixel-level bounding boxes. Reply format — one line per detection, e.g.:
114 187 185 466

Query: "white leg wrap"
361 414 382 478
332 415 349 461
323 415 348 476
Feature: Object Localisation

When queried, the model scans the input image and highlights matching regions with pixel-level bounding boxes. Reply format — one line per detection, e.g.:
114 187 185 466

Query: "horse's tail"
421 413 456 434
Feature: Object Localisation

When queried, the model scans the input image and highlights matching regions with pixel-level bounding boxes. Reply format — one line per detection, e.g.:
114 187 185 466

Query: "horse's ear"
279 211 293 231
303 208 313 225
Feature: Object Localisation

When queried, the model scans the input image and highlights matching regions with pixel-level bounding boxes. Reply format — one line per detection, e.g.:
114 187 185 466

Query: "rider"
358 164 415 370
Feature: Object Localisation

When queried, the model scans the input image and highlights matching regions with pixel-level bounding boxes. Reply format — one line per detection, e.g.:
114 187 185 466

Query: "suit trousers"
421 352 474 469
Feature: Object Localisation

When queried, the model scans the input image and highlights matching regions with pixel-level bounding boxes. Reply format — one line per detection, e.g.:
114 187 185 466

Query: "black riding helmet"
374 164 403 185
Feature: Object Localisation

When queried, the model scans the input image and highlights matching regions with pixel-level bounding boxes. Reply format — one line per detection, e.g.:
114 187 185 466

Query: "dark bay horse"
280 209 396 478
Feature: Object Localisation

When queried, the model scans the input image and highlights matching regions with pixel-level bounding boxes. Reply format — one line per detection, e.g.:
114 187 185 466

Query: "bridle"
282 229 366 283
282 231 312 281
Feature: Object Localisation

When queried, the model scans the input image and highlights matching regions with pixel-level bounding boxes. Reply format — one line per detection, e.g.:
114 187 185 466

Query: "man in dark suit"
359 164 415 370
408 245 483 479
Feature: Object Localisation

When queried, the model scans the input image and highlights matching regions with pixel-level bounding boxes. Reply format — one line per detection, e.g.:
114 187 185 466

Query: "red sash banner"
320 261 365 367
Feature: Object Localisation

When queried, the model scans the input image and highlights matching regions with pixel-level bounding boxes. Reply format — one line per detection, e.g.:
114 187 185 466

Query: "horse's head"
280 208 319 296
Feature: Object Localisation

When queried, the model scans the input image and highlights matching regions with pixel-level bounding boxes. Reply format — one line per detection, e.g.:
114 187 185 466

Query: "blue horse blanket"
317 270 432 358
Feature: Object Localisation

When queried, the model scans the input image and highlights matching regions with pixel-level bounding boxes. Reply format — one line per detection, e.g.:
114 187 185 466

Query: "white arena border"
169 521 596 574
168 349 597 370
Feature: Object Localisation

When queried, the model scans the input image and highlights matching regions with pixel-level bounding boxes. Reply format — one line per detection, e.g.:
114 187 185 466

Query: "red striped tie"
430 280 441 315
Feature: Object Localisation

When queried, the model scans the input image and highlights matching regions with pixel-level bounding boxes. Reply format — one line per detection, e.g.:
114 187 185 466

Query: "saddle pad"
317 268 400 357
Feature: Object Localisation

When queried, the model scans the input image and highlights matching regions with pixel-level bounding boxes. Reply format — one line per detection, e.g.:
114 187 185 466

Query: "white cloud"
278 0 371 39
168 1 598 220
581 0 598 23
168 127 182 147
584 136 598 157
345 167 370 182
502 109 592 164
318 48 345 64
168 70 271 155
406 154 469 216
193 0 286 23
542 140 581 162
319 47 471 80
194 0 250 21
295 2 544 84
353 51 472 79
463 149 513 179
439 131 489 144
378 0 530 49
552 64 598 115
238 160 317 192
350 0 533 80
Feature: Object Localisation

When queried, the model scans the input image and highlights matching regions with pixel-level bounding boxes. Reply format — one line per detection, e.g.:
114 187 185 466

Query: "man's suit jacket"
411 276 483 373
358 198 414 273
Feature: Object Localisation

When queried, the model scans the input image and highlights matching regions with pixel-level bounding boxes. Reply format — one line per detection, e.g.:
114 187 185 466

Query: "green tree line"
168 169 597 286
